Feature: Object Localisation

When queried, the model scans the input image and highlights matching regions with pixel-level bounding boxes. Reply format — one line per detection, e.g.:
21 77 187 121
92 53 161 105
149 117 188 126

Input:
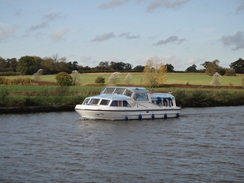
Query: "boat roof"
101 86 149 93
88 94 131 100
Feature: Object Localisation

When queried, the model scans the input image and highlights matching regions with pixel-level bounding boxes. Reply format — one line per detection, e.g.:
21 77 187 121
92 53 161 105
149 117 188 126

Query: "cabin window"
110 100 131 107
89 98 100 105
123 100 131 107
100 99 110 106
134 93 149 101
103 88 115 94
82 98 90 105
114 88 125 95
124 89 132 97
110 101 122 107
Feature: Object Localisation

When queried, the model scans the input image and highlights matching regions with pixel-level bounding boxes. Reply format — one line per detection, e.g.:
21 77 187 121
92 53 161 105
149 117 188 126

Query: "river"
0 106 243 183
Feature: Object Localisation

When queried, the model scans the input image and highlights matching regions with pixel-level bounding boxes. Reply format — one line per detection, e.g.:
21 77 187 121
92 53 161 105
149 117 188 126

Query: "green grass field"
5 73 244 86
1 73 244 108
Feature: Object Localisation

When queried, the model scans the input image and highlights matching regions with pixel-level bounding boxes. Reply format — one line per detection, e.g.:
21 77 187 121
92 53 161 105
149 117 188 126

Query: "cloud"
50 29 69 42
92 32 140 42
236 1 244 14
29 12 62 31
220 31 244 50
92 32 115 42
0 25 18 42
99 0 129 9
119 32 140 39
99 0 190 12
147 0 190 12
154 35 186 45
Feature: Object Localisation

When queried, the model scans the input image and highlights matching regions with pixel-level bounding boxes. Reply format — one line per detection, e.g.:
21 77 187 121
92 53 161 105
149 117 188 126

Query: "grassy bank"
0 85 243 113
1 73 243 113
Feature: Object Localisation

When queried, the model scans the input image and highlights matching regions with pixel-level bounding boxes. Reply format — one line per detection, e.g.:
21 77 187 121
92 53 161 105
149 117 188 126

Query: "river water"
0 106 243 183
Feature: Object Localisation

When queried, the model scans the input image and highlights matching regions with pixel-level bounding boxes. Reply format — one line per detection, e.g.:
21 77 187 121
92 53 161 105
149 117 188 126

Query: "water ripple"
0 106 244 182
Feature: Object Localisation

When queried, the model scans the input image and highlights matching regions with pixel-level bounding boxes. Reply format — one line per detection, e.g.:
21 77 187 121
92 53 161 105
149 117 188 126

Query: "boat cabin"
82 87 176 108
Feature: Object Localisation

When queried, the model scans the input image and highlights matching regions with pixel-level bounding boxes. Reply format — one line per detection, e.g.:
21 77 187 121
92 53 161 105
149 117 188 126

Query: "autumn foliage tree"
143 60 167 87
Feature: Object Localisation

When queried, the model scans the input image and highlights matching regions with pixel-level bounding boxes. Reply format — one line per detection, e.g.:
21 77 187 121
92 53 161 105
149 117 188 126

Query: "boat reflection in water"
75 86 180 120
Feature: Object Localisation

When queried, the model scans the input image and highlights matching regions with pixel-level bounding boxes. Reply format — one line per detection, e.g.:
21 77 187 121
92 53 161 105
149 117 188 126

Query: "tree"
124 73 132 85
185 64 197 72
133 65 144 72
230 58 244 74
17 56 36 75
210 72 221 86
41 57 56 74
108 72 121 85
32 69 43 81
56 72 73 86
95 76 105 84
110 61 132 71
202 59 223 76
143 60 167 87
166 64 174 72
71 70 81 85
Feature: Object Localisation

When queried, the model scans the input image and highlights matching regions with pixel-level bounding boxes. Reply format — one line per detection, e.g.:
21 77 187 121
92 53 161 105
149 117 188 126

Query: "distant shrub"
0 78 32 85
124 73 132 85
108 72 120 85
210 72 221 86
224 68 236 76
95 76 105 84
0 77 8 84
56 72 73 86
32 69 43 81
9 78 32 85
71 70 81 85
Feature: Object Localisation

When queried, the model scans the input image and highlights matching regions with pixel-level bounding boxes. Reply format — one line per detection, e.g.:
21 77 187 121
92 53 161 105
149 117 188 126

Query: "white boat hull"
75 108 180 120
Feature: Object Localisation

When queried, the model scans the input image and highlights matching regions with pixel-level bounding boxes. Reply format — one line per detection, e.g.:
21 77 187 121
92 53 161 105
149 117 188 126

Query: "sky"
0 0 244 71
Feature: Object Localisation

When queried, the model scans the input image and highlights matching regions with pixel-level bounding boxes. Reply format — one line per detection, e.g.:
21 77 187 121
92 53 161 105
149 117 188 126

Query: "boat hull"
75 108 180 120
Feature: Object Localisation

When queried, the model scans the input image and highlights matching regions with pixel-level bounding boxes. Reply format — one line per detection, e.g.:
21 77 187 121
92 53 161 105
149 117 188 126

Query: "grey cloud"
221 31 244 50
29 12 62 31
120 32 140 39
92 32 115 42
92 32 140 42
154 35 186 45
99 0 190 12
236 1 244 14
147 0 190 12
99 0 129 9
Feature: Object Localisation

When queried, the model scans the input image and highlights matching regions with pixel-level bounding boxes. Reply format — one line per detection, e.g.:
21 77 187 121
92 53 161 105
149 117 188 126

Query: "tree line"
0 55 243 75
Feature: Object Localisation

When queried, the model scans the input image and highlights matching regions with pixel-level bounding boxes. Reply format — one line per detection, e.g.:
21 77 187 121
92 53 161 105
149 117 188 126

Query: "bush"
0 77 8 84
56 72 73 86
108 72 121 85
95 76 105 84
0 77 32 85
224 68 236 76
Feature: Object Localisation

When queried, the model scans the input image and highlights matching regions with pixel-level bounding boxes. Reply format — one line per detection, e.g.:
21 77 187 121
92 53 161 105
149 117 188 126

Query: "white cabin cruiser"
75 87 180 120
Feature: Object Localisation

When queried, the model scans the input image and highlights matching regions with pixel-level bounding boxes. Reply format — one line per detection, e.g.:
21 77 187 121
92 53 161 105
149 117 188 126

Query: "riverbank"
0 84 243 114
